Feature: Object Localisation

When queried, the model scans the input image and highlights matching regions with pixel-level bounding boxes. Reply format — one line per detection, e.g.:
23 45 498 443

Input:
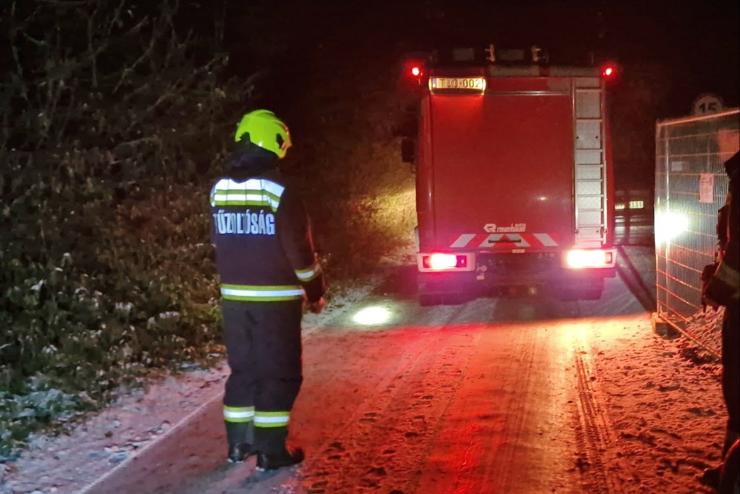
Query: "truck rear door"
428 78 574 253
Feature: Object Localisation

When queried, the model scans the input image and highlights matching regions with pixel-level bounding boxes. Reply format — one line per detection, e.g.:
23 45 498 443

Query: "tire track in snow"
231 329 439 493
573 345 621 494
412 328 540 494
178 302 477 494
175 327 447 494
363 329 480 493
262 327 479 493
409 319 580 494
478 331 538 490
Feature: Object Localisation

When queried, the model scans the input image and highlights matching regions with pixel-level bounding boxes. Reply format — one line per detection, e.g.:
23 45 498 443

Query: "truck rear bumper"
417 268 615 294
417 249 616 297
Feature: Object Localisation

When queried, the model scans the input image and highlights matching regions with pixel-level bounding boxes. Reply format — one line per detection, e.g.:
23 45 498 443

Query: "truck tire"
419 294 443 306
419 293 466 306
580 284 604 300
554 280 604 301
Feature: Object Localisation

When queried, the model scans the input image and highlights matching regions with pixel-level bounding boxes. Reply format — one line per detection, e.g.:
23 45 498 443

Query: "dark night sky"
221 0 739 116
216 0 739 188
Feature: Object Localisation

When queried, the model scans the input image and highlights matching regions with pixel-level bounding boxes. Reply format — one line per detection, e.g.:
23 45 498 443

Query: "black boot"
228 443 253 464
700 465 721 490
225 421 254 463
723 428 740 458
701 428 740 489
256 447 305 471
721 439 740 494
254 425 303 470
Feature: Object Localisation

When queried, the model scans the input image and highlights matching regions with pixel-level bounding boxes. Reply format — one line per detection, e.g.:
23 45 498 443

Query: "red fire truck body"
410 61 616 301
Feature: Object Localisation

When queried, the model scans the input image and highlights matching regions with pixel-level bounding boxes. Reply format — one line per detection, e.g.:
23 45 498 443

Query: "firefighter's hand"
700 263 720 311
702 295 721 311
307 297 326 314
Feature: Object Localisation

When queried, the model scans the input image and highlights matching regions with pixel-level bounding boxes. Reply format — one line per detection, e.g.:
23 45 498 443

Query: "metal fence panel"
655 109 739 348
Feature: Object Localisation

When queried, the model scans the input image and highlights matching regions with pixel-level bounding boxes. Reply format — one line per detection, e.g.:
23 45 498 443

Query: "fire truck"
400 46 618 304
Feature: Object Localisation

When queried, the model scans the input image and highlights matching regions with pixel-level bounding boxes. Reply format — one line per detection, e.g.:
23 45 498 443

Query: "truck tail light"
418 253 473 272
564 249 615 269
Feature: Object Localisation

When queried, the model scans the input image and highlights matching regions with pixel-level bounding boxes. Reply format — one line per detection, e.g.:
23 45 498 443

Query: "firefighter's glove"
701 262 720 311
307 297 326 314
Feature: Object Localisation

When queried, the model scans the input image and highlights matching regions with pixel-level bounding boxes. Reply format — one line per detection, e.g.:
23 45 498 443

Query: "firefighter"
210 109 326 470
701 150 740 490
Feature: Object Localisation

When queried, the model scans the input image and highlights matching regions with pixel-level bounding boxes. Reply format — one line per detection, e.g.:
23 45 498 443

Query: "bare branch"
113 17 156 94
34 0 88 6
87 6 98 88
102 0 129 40
9 2 30 102
20 31 47 47
55 80 78 143
113 136 161 153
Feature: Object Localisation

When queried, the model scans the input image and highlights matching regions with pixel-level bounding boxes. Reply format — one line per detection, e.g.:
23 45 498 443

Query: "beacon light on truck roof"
418 253 475 272
564 249 615 269
402 58 427 86
600 62 620 80
429 76 487 94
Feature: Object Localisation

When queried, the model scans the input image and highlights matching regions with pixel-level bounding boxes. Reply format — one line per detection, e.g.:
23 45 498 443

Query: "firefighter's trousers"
222 300 303 454
723 305 740 456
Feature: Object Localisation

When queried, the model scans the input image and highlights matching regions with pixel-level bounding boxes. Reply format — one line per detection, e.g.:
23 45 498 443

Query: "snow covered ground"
0 262 392 494
0 247 730 493
590 315 723 493
676 308 725 360
0 365 228 494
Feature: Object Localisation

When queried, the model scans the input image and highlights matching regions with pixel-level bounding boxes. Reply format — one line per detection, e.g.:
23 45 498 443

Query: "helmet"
234 109 292 159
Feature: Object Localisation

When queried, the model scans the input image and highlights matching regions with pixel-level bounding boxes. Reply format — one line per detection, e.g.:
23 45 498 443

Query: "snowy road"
76 248 723 494
6 248 725 494
90 303 625 493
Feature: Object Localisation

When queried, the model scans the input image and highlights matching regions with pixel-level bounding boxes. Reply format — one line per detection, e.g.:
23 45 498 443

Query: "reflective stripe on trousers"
224 405 255 423
254 411 290 428
221 284 304 302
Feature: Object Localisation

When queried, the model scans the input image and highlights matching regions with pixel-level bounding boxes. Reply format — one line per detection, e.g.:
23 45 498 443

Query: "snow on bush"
0 0 415 459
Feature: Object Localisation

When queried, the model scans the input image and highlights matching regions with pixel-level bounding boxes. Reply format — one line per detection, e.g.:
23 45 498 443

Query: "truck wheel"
555 288 579 301
419 293 467 306
554 281 603 301
580 284 604 300
419 294 443 306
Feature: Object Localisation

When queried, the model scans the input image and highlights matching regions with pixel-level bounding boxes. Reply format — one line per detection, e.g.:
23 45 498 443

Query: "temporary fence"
655 108 739 354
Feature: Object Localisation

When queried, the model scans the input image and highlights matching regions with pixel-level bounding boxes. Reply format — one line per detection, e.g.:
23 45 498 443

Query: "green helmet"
234 109 292 159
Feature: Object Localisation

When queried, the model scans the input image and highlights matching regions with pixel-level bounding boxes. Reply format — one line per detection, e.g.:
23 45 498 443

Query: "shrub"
0 0 416 458
0 0 243 457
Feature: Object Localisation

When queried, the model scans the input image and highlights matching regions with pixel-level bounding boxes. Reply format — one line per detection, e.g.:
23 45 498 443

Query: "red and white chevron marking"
449 233 559 250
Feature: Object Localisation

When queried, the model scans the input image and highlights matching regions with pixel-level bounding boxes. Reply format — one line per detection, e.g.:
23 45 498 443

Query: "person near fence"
701 149 740 490
210 109 327 470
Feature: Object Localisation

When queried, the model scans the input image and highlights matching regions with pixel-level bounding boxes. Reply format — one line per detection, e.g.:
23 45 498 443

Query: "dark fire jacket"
710 151 740 306
210 166 325 304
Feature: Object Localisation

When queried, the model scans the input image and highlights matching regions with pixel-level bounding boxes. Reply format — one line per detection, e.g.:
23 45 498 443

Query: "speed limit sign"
692 94 724 115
